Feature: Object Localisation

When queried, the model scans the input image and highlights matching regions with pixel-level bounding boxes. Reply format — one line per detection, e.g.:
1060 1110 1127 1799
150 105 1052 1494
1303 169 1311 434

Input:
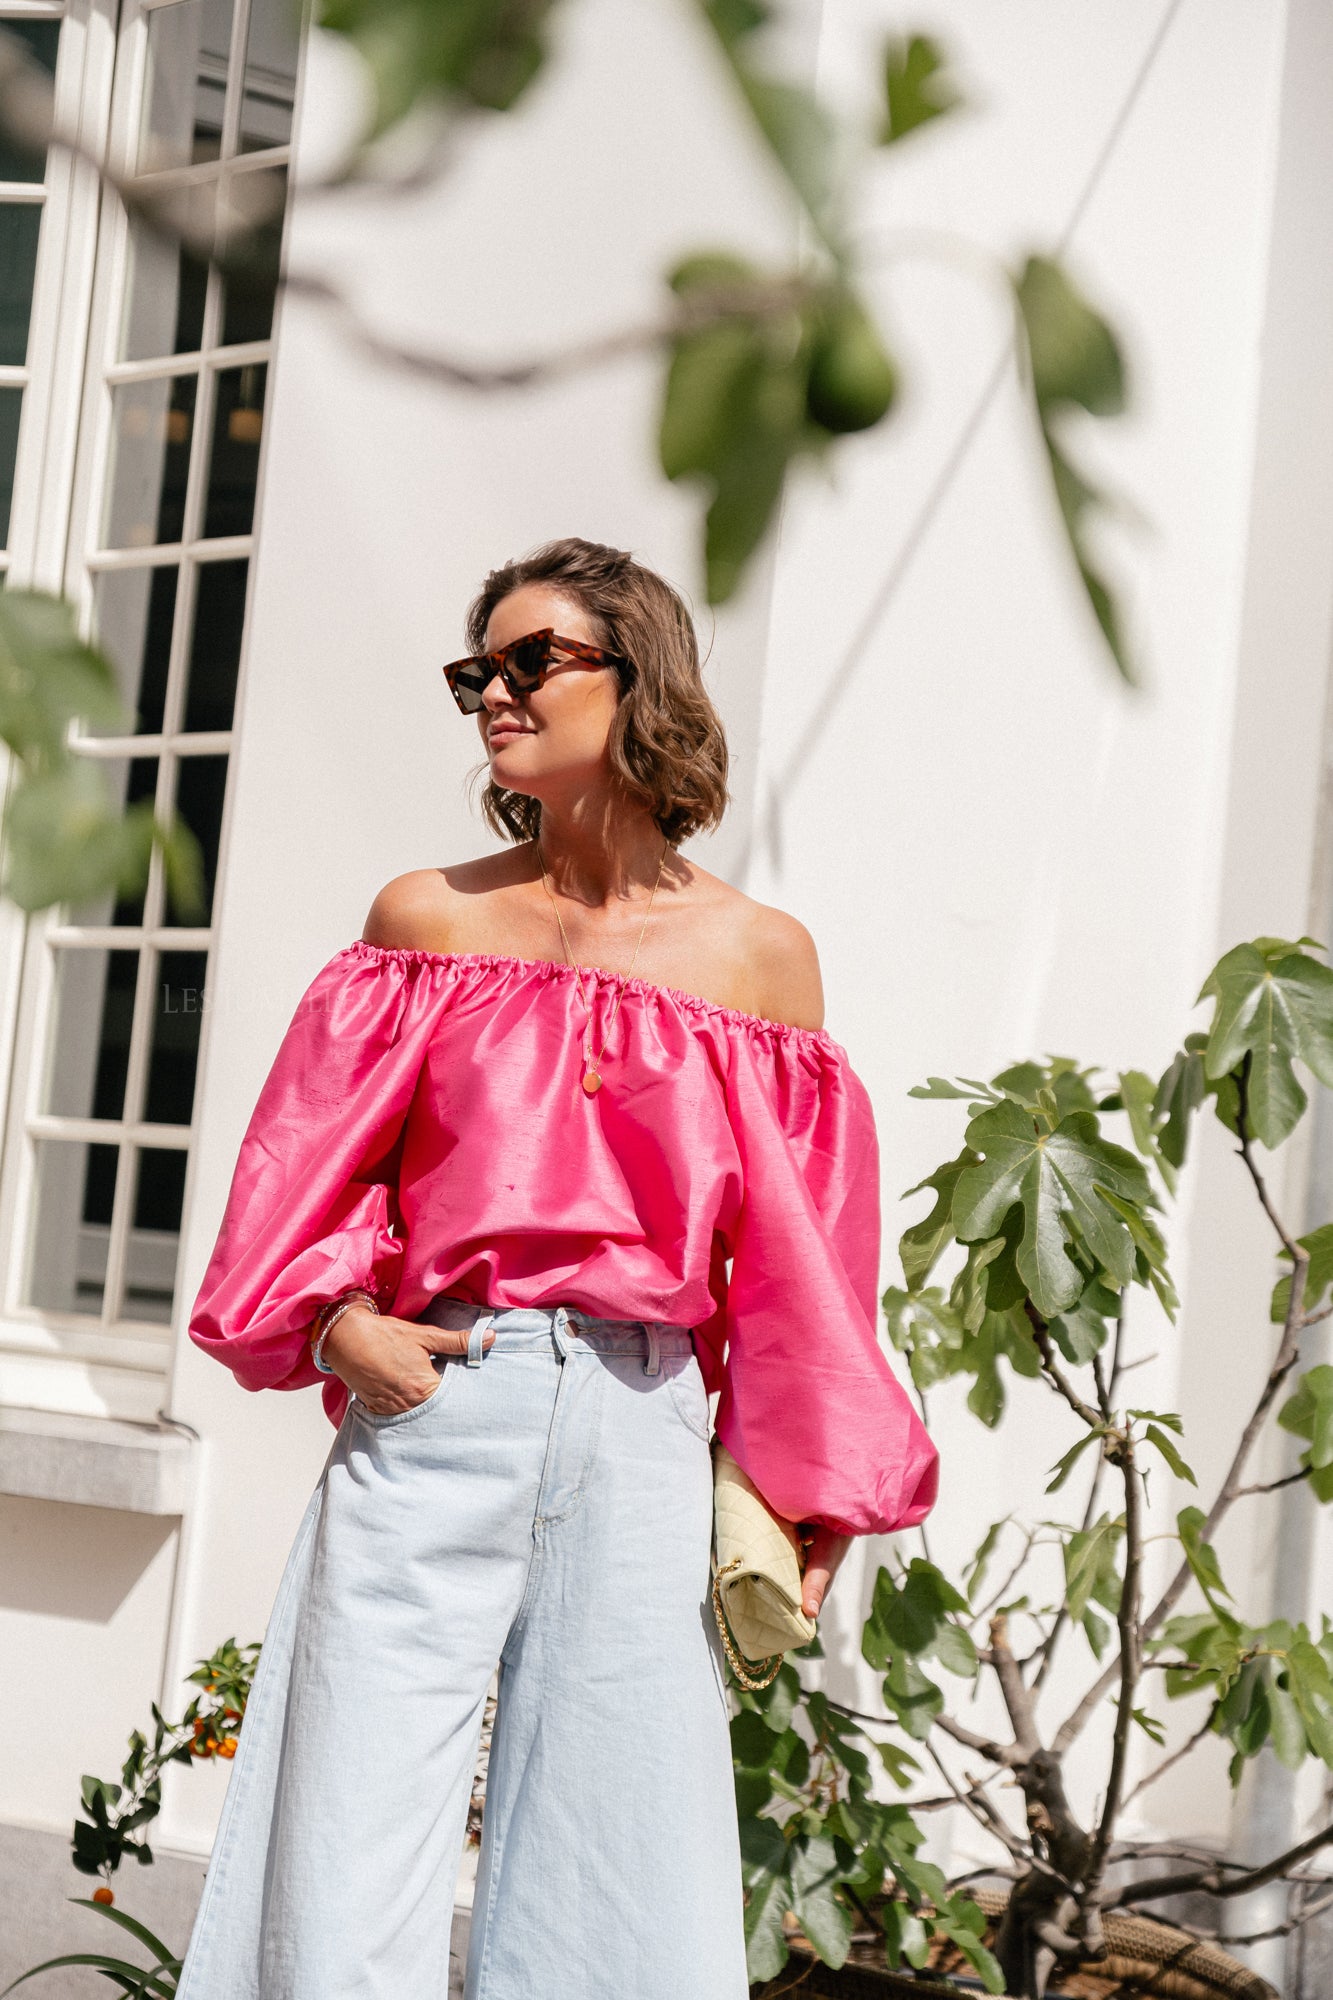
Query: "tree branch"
989 1611 1043 1759
1056 1077 1310 1756
1104 1817 1333 1909
1026 1301 1106 1429
1121 1705 1218 1808
1083 1439 1142 1900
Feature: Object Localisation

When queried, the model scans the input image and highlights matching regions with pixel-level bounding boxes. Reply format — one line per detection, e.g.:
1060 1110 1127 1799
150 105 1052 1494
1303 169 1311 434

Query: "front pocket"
354 1355 455 1428
663 1352 712 1441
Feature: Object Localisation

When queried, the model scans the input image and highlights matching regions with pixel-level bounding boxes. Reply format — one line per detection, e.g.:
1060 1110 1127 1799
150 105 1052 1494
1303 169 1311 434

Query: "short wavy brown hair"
464 537 729 847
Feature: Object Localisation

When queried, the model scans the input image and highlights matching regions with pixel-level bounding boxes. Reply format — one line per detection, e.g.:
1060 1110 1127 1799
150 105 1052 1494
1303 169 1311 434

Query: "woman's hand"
319 1304 495 1415
798 1525 853 1619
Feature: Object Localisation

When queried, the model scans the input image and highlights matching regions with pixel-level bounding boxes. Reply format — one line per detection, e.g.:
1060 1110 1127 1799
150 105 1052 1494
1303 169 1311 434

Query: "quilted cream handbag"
711 1441 817 1690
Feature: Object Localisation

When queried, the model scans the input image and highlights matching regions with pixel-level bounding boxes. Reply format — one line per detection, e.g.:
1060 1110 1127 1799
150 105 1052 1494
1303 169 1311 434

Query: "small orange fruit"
218 1736 238 1758
93 1887 114 1906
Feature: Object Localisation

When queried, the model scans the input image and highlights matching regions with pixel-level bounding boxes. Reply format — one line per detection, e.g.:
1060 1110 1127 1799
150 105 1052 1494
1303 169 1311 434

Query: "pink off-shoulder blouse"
187 941 938 1537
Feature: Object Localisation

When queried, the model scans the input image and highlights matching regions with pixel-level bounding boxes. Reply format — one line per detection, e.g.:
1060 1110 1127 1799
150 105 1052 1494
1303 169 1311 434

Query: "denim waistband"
416 1294 696 1369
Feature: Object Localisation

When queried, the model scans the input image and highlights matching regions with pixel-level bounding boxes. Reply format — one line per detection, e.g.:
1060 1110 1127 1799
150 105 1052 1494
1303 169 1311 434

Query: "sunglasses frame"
441 628 630 715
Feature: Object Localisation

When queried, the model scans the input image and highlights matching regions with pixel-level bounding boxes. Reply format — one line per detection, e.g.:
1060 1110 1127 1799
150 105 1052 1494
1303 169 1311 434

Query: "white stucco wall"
10 1 1333 1920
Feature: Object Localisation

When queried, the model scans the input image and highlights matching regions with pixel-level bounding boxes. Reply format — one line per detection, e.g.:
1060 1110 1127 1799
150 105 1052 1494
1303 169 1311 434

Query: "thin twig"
922 1737 1029 1863
1103 1817 1333 1908
1120 1708 1218 1810
1025 1302 1107 1429
1084 1439 1143 1899
1056 1067 1310 1755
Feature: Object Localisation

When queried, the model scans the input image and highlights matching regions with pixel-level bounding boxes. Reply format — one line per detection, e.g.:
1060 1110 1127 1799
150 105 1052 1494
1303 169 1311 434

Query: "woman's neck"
533 797 670 908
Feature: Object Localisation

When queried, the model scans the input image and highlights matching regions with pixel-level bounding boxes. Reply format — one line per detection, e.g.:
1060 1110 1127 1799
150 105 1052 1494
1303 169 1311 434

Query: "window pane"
25 1138 119 1316
220 169 285 345
145 950 207 1123
166 753 227 924
202 363 264 536
41 948 139 1121
139 0 235 173
238 0 299 153
124 1147 186 1323
184 558 246 729
0 385 20 546
0 204 41 365
66 755 159 927
0 21 60 181
104 374 196 548
120 223 209 361
91 566 178 736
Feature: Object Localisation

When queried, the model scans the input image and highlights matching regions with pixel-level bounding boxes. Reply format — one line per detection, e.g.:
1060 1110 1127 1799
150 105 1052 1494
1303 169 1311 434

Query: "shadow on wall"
0 1496 175 1621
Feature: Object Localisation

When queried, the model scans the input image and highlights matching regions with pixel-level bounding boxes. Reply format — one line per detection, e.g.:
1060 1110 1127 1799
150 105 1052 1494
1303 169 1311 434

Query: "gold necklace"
538 836 669 1096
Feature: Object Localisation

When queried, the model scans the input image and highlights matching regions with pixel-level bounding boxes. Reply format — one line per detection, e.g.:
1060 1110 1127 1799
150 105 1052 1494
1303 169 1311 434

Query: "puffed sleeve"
705 1028 939 1538
187 944 447 1401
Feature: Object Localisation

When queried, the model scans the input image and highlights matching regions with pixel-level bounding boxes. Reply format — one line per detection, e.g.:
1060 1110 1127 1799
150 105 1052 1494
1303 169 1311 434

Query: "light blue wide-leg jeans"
174 1302 749 2000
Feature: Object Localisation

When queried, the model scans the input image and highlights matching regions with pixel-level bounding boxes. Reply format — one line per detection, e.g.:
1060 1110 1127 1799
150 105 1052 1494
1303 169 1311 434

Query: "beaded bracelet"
310 1288 378 1374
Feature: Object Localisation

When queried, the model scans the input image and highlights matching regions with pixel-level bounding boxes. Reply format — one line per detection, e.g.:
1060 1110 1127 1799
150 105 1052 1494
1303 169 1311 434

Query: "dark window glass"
184 559 247 730
104 374 197 548
167 754 228 924
238 0 299 154
220 170 286 346
0 21 60 181
140 0 235 172
92 566 178 735
203 364 265 537
121 225 209 361
0 204 41 365
145 950 208 1124
0 385 20 546
26 1139 119 1315
125 1147 187 1323
43 949 140 1121
67 756 159 928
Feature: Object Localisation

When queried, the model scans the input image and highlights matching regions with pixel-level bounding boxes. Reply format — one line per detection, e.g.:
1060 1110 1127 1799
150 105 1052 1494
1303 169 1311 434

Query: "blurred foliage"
0 2 1132 913
0 592 202 918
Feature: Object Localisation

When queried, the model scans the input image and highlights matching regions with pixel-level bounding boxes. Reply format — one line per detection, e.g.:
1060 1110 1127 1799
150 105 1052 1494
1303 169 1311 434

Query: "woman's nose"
481 670 515 712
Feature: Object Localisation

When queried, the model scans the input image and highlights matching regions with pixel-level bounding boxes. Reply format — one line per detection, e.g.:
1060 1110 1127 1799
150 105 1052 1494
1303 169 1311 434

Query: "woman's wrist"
310 1289 378 1373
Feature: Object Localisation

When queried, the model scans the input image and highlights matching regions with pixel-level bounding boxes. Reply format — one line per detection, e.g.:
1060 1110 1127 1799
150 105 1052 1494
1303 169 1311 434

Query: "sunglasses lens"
446 663 488 713
504 635 550 691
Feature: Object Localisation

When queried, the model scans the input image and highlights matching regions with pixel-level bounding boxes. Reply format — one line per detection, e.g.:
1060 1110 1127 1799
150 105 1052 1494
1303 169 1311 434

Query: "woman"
178 537 938 2000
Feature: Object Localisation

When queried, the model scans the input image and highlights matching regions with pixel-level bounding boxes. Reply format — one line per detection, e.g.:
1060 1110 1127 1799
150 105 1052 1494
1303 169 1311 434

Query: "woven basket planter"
750 1888 1277 2000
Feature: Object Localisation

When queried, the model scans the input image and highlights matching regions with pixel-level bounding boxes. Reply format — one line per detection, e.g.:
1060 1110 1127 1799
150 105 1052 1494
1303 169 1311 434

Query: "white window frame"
0 0 301 1419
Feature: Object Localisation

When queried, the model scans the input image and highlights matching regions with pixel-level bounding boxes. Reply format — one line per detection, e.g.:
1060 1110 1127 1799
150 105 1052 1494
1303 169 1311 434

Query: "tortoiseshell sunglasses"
441 628 630 715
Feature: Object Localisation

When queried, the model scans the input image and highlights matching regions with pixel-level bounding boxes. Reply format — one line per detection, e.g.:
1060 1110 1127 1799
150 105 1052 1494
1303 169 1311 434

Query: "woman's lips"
488 725 530 747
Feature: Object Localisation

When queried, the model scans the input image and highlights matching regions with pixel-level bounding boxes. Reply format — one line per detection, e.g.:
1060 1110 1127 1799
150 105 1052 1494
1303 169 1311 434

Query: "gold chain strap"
711 1557 784 1691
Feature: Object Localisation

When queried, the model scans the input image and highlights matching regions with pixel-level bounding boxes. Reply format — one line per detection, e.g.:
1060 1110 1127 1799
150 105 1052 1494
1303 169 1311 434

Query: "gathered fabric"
188 941 939 1537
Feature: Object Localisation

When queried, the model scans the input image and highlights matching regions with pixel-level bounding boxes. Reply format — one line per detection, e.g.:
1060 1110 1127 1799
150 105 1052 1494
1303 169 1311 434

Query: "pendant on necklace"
582 1068 602 1096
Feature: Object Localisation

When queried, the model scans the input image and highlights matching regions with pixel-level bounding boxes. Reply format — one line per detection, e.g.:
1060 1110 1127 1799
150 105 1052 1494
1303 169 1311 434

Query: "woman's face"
479 584 622 805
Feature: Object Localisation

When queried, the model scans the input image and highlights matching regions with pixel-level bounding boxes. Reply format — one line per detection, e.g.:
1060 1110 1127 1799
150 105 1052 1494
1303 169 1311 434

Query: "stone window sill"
0 1407 194 1515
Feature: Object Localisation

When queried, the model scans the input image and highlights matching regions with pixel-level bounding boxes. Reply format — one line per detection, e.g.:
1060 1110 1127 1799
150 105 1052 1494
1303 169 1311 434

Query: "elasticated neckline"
343 938 840 1051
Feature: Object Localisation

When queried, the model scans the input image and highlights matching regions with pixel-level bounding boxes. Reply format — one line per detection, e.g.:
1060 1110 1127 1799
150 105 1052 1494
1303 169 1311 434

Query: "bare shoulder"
686 867 824 1030
742 899 825 1031
361 852 525 953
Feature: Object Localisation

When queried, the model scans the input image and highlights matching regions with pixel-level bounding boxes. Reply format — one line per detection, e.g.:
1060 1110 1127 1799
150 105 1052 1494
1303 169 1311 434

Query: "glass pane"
66 755 159 927
0 204 40 365
104 374 197 549
139 0 236 173
91 566 178 735
145 950 207 1123
120 222 209 361
184 558 246 729
41 948 140 1120
0 21 60 181
25 1139 119 1316
0 384 20 546
220 168 285 345
238 0 299 153
166 753 227 924
123 1147 186 1323
203 363 264 536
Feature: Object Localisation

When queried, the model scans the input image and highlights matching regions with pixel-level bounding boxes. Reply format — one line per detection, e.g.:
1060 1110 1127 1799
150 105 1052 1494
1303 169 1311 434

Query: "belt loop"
467 1311 494 1368
551 1305 572 1361
642 1322 660 1377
